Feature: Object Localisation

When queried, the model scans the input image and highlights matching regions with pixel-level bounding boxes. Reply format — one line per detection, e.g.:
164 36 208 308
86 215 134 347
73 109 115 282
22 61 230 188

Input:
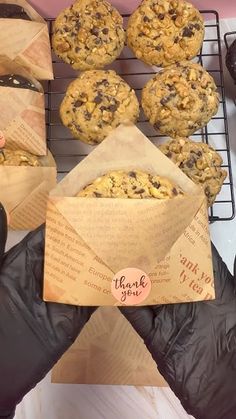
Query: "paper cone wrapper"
0 63 46 155
0 0 53 80
1 150 57 230
44 123 215 306
52 307 167 387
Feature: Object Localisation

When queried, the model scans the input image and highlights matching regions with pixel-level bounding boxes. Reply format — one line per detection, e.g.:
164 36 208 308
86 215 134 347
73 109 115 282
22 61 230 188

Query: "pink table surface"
29 0 236 19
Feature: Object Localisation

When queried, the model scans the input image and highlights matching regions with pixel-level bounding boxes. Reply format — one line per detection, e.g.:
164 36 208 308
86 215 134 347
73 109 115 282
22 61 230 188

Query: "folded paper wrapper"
0 150 57 230
52 307 168 387
0 62 46 155
0 0 53 80
44 123 215 307
45 123 214 387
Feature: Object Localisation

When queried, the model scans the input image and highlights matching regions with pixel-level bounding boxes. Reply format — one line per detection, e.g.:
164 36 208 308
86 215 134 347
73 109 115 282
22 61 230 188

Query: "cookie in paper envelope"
0 149 57 230
44 123 215 307
0 0 53 80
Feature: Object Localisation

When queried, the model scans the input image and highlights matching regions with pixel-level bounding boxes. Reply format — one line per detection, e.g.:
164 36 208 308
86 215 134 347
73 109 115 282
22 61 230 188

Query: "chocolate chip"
166 83 175 91
152 181 160 189
154 121 161 130
143 15 150 22
95 12 102 19
95 38 101 45
102 28 109 34
171 15 177 21
74 99 83 107
135 189 145 194
75 47 81 53
160 93 175 105
174 36 179 44
172 187 178 195
166 151 172 158
91 27 99 36
84 111 92 120
182 27 194 38
191 83 197 89
75 21 81 30
194 23 201 30
197 150 202 156
97 79 109 87
94 192 102 197
94 94 103 104
186 159 195 168
155 45 162 51
129 171 137 179
75 124 82 132
108 103 118 112
158 13 165 20
169 8 175 15
100 105 107 112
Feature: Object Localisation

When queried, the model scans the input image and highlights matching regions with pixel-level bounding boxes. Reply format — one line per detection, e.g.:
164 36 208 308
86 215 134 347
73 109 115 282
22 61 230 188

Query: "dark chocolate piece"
0 74 39 92
0 3 31 20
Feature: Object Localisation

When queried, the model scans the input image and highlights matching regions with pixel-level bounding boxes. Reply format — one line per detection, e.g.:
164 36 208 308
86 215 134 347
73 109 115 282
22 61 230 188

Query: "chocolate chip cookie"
60 70 140 145
52 0 125 70
0 149 41 166
159 137 227 206
0 3 31 20
77 170 183 199
0 74 39 92
127 0 204 67
142 62 219 138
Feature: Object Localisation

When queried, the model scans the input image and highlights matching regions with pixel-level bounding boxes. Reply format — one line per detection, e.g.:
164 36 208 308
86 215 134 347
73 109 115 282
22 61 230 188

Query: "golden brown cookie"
52 0 125 70
159 137 227 206
0 149 41 166
60 70 140 145
77 170 183 199
127 0 204 67
142 62 219 138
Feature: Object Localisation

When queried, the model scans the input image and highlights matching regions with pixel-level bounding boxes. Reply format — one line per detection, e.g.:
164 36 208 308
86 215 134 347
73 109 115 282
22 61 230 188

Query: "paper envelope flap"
50 123 201 198
0 21 44 59
53 192 203 273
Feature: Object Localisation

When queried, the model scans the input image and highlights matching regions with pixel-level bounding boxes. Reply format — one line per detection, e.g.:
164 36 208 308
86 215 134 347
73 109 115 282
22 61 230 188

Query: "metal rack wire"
45 10 235 222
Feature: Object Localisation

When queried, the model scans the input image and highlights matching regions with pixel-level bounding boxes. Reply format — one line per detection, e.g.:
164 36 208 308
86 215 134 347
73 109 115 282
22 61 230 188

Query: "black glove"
121 244 236 419
0 206 96 419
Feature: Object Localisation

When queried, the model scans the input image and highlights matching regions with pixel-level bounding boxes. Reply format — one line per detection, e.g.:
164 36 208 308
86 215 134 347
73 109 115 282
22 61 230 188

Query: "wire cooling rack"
45 10 235 222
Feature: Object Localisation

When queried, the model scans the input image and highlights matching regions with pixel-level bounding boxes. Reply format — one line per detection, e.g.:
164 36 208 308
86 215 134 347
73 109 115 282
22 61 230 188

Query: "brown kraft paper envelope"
52 307 167 387
0 63 46 155
0 150 57 230
44 123 215 306
0 0 53 80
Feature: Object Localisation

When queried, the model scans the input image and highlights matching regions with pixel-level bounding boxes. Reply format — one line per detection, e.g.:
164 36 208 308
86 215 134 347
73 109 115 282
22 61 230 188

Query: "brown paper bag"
1 150 57 230
44 123 214 306
52 307 167 387
0 0 53 80
0 63 46 155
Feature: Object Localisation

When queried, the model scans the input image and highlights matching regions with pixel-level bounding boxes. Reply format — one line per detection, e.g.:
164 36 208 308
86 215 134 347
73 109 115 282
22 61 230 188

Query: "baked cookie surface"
60 70 140 145
0 149 41 166
159 137 227 206
127 0 204 67
77 170 183 199
142 62 219 138
52 0 125 70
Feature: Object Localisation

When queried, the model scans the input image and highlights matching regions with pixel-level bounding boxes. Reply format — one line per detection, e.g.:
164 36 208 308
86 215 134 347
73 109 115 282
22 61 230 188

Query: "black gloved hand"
0 207 96 419
121 244 236 419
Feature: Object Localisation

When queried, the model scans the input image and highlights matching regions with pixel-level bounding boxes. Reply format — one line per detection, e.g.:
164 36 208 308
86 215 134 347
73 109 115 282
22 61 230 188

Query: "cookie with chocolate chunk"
0 3 31 20
52 0 125 70
77 170 183 199
159 137 227 206
127 0 204 67
0 74 39 92
142 62 219 138
60 70 140 145
0 149 41 166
